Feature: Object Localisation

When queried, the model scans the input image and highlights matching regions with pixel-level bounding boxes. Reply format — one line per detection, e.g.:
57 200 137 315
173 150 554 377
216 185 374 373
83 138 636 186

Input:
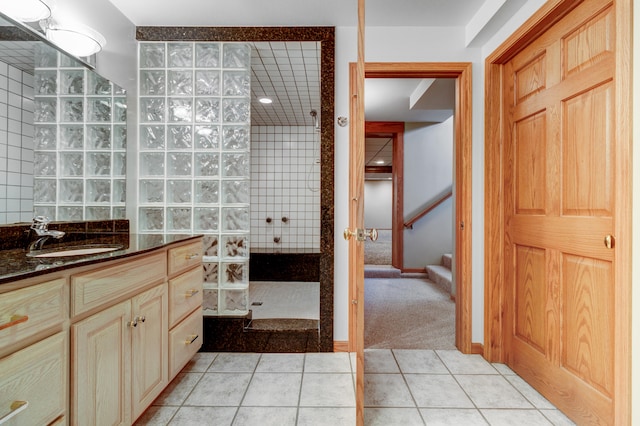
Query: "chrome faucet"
28 216 65 251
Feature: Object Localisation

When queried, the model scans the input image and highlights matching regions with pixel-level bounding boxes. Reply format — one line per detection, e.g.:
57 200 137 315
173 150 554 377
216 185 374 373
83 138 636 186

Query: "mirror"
0 12 127 224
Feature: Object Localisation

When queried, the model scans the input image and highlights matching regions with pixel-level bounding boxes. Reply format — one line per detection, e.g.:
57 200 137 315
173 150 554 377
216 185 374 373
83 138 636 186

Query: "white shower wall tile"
250 125 320 251
0 63 34 222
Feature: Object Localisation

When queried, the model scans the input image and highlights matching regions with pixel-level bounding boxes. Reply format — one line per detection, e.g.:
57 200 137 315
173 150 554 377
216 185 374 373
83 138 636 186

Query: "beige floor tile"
242 373 302 406
297 407 356 426
364 373 414 407
232 406 297 426
300 373 355 407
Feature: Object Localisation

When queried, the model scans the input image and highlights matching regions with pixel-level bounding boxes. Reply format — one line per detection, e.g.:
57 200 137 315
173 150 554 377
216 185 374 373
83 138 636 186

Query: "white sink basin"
29 244 124 258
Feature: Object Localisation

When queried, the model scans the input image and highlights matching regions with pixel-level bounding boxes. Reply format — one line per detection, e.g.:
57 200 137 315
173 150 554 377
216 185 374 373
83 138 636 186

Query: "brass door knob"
344 228 357 240
604 234 615 249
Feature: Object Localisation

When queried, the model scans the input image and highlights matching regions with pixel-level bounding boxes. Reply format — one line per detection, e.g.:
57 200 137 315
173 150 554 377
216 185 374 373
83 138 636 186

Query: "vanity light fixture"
42 20 106 57
258 97 273 104
0 0 54 22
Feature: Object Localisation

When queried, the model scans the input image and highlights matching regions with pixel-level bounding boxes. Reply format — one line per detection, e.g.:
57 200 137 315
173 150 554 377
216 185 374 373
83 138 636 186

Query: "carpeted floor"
365 276 456 349
364 229 392 265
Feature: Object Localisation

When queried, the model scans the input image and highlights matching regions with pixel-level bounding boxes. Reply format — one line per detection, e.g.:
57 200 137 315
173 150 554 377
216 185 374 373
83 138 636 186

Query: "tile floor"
135 349 576 425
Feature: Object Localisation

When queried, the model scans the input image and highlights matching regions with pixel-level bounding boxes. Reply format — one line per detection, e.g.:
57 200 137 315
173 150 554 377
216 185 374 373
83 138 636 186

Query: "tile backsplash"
0 61 34 223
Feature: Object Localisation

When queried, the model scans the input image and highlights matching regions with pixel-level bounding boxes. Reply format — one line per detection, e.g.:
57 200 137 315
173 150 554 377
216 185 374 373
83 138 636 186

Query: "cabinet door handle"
0 401 28 424
185 289 199 297
127 318 138 328
0 315 29 331
138 316 146 323
185 334 199 345
185 253 200 260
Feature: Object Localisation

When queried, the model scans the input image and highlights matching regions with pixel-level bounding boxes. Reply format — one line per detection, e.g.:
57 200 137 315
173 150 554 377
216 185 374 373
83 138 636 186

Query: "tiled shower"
0 61 34 223
136 40 321 319
250 125 320 251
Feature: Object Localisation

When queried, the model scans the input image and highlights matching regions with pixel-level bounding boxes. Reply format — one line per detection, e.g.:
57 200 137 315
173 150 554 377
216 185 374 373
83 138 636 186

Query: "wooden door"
131 284 168 420
502 0 623 423
353 0 366 425
72 300 131 426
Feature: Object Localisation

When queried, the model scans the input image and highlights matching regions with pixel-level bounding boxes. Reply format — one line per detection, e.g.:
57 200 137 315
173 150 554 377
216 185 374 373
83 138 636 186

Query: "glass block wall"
33 44 127 221
138 42 251 316
0 62 34 223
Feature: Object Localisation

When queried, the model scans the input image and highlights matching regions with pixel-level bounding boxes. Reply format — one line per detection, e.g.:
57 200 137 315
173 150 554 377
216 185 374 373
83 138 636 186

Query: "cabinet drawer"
168 308 202 378
169 267 203 328
0 331 67 426
71 252 166 317
168 240 202 276
0 278 67 352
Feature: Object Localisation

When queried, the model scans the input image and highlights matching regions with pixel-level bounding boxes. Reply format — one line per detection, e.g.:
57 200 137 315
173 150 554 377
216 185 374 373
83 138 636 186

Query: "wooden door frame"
364 121 404 270
349 62 473 354
483 0 632 422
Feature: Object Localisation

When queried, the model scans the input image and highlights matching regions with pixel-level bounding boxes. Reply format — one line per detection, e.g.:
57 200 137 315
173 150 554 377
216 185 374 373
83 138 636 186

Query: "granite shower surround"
137 27 335 352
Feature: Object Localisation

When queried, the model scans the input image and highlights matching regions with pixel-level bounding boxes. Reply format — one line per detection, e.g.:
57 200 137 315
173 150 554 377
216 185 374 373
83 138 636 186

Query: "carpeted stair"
364 264 401 278
426 253 453 295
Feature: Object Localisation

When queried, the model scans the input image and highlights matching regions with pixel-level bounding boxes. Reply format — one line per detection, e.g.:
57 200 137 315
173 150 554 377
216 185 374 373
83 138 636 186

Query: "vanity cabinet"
72 283 168 425
167 241 203 379
0 236 203 426
0 278 68 426
71 253 168 426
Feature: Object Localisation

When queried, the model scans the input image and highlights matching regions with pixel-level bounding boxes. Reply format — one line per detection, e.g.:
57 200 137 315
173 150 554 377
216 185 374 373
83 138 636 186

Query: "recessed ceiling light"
375 160 385 165
259 97 273 104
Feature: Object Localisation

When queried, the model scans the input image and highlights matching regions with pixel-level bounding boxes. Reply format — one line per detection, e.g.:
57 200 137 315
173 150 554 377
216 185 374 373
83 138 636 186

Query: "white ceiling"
107 0 485 27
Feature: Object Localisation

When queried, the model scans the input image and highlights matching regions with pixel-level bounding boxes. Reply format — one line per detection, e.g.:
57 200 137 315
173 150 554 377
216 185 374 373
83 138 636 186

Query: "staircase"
426 253 453 295
364 264 402 278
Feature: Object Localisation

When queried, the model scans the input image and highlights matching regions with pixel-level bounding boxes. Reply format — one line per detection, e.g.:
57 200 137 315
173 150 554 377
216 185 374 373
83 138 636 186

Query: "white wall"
403 120 454 269
363 180 391 229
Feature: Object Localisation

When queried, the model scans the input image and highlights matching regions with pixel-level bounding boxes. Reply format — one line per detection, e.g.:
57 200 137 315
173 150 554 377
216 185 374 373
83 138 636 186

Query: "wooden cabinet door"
131 284 168 420
72 300 131 426
503 0 620 423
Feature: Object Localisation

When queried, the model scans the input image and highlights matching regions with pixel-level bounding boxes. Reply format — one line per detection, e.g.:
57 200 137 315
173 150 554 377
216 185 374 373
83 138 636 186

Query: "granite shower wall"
250 125 320 251
137 41 251 316
0 62 34 223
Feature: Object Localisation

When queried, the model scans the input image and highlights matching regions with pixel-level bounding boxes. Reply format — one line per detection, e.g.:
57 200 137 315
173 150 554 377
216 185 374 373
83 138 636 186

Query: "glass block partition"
33 44 127 221
138 42 251 316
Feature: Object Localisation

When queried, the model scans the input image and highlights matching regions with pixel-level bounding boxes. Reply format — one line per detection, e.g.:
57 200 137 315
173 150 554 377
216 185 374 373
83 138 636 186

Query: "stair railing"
403 188 453 229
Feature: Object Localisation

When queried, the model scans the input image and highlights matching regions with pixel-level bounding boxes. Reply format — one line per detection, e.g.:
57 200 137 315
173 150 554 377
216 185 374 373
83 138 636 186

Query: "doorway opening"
349 62 473 354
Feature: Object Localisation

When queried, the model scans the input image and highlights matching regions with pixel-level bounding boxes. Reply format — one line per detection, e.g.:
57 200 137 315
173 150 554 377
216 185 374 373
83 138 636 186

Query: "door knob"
344 228 357 240
604 234 615 249
343 228 378 241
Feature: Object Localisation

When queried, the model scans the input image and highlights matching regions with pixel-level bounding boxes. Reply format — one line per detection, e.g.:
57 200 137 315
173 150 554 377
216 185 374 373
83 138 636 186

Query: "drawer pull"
185 334 199 345
0 401 28 424
0 315 29 331
185 289 200 297
185 253 200 260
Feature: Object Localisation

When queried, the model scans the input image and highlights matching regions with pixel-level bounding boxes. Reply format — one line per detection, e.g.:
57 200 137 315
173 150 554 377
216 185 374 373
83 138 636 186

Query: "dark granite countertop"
0 233 202 286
